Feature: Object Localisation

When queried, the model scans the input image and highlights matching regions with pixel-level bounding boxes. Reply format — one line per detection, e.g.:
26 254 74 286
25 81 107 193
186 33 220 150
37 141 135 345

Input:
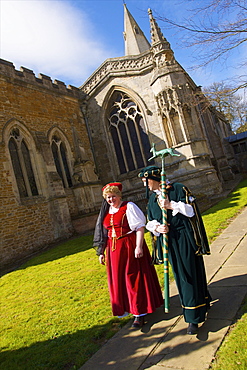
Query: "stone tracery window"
8 128 38 198
51 135 72 188
108 92 152 174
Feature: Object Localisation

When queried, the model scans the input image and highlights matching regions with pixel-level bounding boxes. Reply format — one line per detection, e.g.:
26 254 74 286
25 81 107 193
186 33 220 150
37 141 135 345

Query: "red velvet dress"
103 201 163 316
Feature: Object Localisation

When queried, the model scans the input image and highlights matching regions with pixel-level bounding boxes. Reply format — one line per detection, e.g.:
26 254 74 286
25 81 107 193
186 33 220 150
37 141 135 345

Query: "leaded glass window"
8 128 38 198
108 92 152 174
51 135 72 188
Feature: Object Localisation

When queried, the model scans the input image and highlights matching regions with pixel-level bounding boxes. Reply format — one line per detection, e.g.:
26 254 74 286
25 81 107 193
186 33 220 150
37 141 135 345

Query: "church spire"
148 8 171 49
123 4 150 56
148 8 174 68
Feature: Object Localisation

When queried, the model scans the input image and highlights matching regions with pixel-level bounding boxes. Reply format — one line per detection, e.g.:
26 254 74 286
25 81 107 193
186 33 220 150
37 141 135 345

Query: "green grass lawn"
0 236 123 369
1 178 247 370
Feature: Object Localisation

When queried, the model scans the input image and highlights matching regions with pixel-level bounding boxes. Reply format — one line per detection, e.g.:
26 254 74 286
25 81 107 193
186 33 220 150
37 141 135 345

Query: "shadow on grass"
17 235 94 271
16 231 151 273
203 191 240 215
0 318 125 370
202 178 247 217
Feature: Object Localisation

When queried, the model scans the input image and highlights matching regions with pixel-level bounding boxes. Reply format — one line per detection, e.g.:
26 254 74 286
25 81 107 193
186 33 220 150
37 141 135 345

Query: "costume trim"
110 211 129 251
182 303 207 309
183 186 211 256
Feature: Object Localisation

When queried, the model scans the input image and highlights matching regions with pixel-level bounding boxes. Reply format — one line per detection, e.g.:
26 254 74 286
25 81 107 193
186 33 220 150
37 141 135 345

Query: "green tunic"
147 182 211 324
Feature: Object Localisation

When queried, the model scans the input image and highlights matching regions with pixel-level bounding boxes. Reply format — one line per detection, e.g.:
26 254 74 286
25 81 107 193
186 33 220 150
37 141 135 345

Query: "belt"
109 231 134 251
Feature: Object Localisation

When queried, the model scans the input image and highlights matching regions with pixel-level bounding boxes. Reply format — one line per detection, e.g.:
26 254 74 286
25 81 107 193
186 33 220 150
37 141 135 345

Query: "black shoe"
132 316 145 329
187 323 198 335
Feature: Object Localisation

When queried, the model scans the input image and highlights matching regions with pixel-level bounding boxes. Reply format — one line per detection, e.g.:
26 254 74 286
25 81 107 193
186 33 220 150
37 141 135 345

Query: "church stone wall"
198 104 236 182
0 59 100 273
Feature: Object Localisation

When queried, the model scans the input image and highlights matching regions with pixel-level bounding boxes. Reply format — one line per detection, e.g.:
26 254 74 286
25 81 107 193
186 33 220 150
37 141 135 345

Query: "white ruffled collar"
154 189 161 196
109 201 123 214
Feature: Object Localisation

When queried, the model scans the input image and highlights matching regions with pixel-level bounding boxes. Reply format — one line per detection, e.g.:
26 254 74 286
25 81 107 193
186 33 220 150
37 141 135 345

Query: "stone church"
0 5 237 272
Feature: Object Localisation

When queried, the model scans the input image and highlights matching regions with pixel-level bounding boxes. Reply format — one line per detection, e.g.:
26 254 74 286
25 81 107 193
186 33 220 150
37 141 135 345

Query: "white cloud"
0 0 113 86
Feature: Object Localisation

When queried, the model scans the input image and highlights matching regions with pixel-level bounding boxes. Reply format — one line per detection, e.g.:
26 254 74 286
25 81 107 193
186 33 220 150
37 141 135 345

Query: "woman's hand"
135 246 143 258
156 224 169 234
99 254 105 265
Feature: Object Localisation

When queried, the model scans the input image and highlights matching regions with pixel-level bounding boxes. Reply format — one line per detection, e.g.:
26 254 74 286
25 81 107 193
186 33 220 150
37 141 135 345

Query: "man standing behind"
138 165 211 335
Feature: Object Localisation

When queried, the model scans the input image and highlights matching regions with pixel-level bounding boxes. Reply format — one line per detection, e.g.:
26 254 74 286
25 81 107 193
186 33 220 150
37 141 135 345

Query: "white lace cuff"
171 201 194 217
146 220 161 236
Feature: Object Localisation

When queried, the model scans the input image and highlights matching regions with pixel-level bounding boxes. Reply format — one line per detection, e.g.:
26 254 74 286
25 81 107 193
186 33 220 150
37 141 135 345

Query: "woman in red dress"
95 182 163 328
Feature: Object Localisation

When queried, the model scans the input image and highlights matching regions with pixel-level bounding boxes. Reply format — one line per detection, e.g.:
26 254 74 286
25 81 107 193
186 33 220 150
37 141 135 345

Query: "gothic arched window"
8 128 38 198
51 135 72 188
108 92 152 174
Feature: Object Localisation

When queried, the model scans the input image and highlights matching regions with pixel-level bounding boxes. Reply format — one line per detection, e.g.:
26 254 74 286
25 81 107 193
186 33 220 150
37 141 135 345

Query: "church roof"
225 131 247 143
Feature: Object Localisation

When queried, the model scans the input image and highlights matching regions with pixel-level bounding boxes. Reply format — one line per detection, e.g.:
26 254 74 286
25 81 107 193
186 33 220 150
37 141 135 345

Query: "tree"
156 0 247 93
203 81 247 132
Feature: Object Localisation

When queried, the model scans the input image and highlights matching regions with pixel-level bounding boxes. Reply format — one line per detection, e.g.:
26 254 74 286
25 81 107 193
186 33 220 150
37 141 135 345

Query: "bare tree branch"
202 81 247 132
154 0 247 92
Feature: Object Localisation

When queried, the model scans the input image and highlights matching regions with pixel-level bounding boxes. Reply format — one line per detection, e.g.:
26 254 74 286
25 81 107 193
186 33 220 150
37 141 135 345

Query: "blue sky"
1 0 244 89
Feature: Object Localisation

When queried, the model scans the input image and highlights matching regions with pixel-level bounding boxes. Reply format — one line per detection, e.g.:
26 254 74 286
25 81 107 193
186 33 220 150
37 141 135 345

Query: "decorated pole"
148 144 180 313
160 155 169 312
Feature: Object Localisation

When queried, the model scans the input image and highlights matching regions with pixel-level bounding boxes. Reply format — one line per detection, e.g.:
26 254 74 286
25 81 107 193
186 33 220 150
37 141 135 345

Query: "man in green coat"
138 165 211 335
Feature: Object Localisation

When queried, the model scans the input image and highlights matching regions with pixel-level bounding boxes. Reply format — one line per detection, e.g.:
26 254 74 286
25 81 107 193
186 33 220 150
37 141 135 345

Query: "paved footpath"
80 207 247 370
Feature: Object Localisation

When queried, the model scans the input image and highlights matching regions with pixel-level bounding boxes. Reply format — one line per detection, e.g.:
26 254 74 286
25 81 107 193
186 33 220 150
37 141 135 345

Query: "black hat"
138 166 161 199
138 165 161 182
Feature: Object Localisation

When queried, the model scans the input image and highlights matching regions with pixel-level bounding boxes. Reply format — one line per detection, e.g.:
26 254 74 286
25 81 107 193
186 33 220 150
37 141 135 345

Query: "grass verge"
210 296 247 370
